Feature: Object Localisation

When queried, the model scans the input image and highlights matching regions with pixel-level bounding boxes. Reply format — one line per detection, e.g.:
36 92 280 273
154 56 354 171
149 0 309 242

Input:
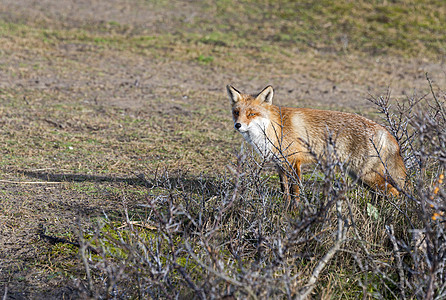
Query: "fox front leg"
278 160 302 210
277 165 302 210
277 166 292 210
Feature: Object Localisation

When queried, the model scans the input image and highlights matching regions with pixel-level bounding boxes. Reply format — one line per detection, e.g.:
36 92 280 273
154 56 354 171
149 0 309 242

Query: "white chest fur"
240 117 272 158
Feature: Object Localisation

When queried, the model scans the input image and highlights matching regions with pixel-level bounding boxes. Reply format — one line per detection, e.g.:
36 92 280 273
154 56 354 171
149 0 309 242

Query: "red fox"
227 85 406 208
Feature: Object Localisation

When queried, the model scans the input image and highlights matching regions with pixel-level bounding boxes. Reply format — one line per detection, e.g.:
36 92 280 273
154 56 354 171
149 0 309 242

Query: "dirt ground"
0 0 445 298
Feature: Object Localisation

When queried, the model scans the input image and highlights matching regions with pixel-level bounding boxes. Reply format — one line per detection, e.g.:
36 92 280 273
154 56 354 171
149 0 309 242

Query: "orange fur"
227 85 406 209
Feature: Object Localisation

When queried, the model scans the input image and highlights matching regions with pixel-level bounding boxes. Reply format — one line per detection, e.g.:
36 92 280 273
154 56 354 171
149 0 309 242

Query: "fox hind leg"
290 161 302 203
278 166 292 209
361 169 399 197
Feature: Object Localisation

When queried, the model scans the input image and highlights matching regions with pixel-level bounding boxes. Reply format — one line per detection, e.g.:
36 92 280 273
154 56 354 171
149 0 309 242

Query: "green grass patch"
2 0 445 61
194 0 446 58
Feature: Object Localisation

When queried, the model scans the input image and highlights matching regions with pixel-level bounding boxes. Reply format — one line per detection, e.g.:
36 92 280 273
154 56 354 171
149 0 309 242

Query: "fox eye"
248 113 256 117
233 110 239 116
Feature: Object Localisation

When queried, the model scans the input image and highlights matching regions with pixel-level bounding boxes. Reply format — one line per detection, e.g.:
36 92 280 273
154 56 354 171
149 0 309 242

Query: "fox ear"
256 85 274 104
227 85 242 104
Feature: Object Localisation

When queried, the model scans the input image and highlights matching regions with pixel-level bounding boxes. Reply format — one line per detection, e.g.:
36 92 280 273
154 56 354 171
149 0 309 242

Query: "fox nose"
234 123 242 130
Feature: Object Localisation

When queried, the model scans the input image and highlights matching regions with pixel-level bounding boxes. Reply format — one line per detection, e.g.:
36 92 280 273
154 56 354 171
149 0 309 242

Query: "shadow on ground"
19 169 227 196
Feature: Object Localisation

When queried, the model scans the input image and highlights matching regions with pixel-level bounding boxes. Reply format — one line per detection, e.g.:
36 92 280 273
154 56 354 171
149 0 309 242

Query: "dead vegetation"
74 80 445 299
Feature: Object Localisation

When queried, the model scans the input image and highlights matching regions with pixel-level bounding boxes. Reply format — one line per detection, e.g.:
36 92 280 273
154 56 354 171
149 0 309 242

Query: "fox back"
227 85 406 204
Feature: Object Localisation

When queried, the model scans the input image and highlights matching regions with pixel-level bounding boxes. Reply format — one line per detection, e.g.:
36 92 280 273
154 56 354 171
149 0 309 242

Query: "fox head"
226 85 274 134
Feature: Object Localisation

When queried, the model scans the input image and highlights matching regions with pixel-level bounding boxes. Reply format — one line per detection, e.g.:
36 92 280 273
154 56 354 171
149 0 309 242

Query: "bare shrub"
362 74 446 299
76 77 445 299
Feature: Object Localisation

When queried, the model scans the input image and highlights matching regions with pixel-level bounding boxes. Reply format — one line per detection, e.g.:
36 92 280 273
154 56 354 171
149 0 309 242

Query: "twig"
2 285 7 300
185 241 258 300
117 221 157 230
385 225 406 300
297 199 346 300
297 237 344 299
79 237 94 295
426 73 446 121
